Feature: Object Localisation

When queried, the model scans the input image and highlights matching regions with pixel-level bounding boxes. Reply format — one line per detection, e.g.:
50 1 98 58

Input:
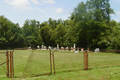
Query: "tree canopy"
1 0 120 51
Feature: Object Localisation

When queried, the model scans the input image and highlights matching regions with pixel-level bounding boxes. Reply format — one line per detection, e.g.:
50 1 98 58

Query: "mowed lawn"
0 50 120 80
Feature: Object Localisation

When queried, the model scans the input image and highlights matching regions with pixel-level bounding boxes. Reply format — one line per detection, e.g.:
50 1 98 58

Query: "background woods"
0 0 120 50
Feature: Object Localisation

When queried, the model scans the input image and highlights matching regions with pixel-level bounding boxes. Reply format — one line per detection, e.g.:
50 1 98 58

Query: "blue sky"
0 0 120 27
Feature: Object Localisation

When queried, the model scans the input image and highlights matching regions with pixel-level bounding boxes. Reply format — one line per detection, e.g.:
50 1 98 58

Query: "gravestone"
48 46 51 49
44 46 46 50
41 45 44 50
61 47 64 51
53 47 57 50
57 44 59 50
29 46 31 49
77 47 79 51
81 48 84 52
88 48 90 52
71 47 74 52
37 46 40 50
66 47 69 51
75 51 78 53
74 43 76 51
94 48 100 53
27 46 32 50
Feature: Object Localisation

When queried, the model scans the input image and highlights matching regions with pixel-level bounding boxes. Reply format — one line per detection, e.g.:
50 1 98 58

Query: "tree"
70 0 114 49
40 24 51 46
50 23 67 46
0 15 25 49
8 23 24 48
23 19 43 47
0 15 13 49
71 1 87 22
86 0 114 23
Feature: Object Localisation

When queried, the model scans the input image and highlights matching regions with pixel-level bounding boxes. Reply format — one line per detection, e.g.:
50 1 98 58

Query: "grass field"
0 50 120 80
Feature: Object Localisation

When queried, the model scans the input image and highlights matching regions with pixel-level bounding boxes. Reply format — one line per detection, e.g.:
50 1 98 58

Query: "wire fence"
0 48 120 78
12 48 52 78
0 51 7 78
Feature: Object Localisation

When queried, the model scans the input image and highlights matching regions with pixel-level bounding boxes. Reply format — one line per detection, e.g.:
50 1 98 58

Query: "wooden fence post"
6 51 9 78
10 51 12 78
9 50 14 78
84 50 88 70
12 51 14 77
6 50 14 78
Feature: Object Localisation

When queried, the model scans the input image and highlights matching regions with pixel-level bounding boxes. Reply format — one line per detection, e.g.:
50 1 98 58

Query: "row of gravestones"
28 44 99 53
28 44 84 52
60 46 84 52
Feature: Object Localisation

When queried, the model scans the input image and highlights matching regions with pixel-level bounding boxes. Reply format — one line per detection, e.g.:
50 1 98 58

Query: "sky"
0 0 120 27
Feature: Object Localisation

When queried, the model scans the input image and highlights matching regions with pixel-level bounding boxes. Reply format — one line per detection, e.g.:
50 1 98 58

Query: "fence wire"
53 51 84 74
88 52 120 69
0 51 7 77
13 49 51 78
1 49 120 78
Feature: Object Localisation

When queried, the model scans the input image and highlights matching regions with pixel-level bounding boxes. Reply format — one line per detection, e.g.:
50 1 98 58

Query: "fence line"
1 48 120 78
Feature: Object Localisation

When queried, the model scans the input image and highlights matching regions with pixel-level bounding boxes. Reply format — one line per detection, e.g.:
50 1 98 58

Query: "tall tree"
70 0 114 49
40 24 51 46
86 0 114 22
0 15 11 49
50 23 67 46
23 19 43 47
71 1 87 22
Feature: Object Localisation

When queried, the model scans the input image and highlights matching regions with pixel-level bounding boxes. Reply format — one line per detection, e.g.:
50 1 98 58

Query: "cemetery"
0 0 120 79
0 43 120 80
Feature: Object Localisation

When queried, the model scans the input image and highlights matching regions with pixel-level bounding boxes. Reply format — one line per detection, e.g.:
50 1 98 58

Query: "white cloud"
31 0 41 5
41 0 55 4
4 0 30 10
55 8 64 14
116 12 120 16
111 11 120 22
19 24 23 27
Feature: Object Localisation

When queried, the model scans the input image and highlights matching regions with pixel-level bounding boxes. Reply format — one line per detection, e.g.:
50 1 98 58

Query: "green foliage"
40 24 51 46
0 0 120 50
22 19 43 47
0 15 24 49
106 21 120 50
86 0 115 22
51 23 67 46
70 0 115 49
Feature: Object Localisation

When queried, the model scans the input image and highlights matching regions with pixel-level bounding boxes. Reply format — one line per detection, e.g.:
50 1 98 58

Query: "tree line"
0 0 120 50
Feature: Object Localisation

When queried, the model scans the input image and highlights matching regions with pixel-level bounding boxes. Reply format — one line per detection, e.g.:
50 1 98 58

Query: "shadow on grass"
54 66 120 74
53 68 92 74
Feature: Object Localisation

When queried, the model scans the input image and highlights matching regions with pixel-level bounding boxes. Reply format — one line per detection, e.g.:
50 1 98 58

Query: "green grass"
0 50 120 80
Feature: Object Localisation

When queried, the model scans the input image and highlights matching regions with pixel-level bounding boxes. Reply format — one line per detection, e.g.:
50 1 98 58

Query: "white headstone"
66 47 69 51
74 43 76 51
57 44 59 49
37 46 40 49
27 46 32 50
37 46 40 50
48 46 51 49
44 46 46 50
94 48 100 53
75 51 78 53
29 46 31 49
41 45 44 48
41 45 44 50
